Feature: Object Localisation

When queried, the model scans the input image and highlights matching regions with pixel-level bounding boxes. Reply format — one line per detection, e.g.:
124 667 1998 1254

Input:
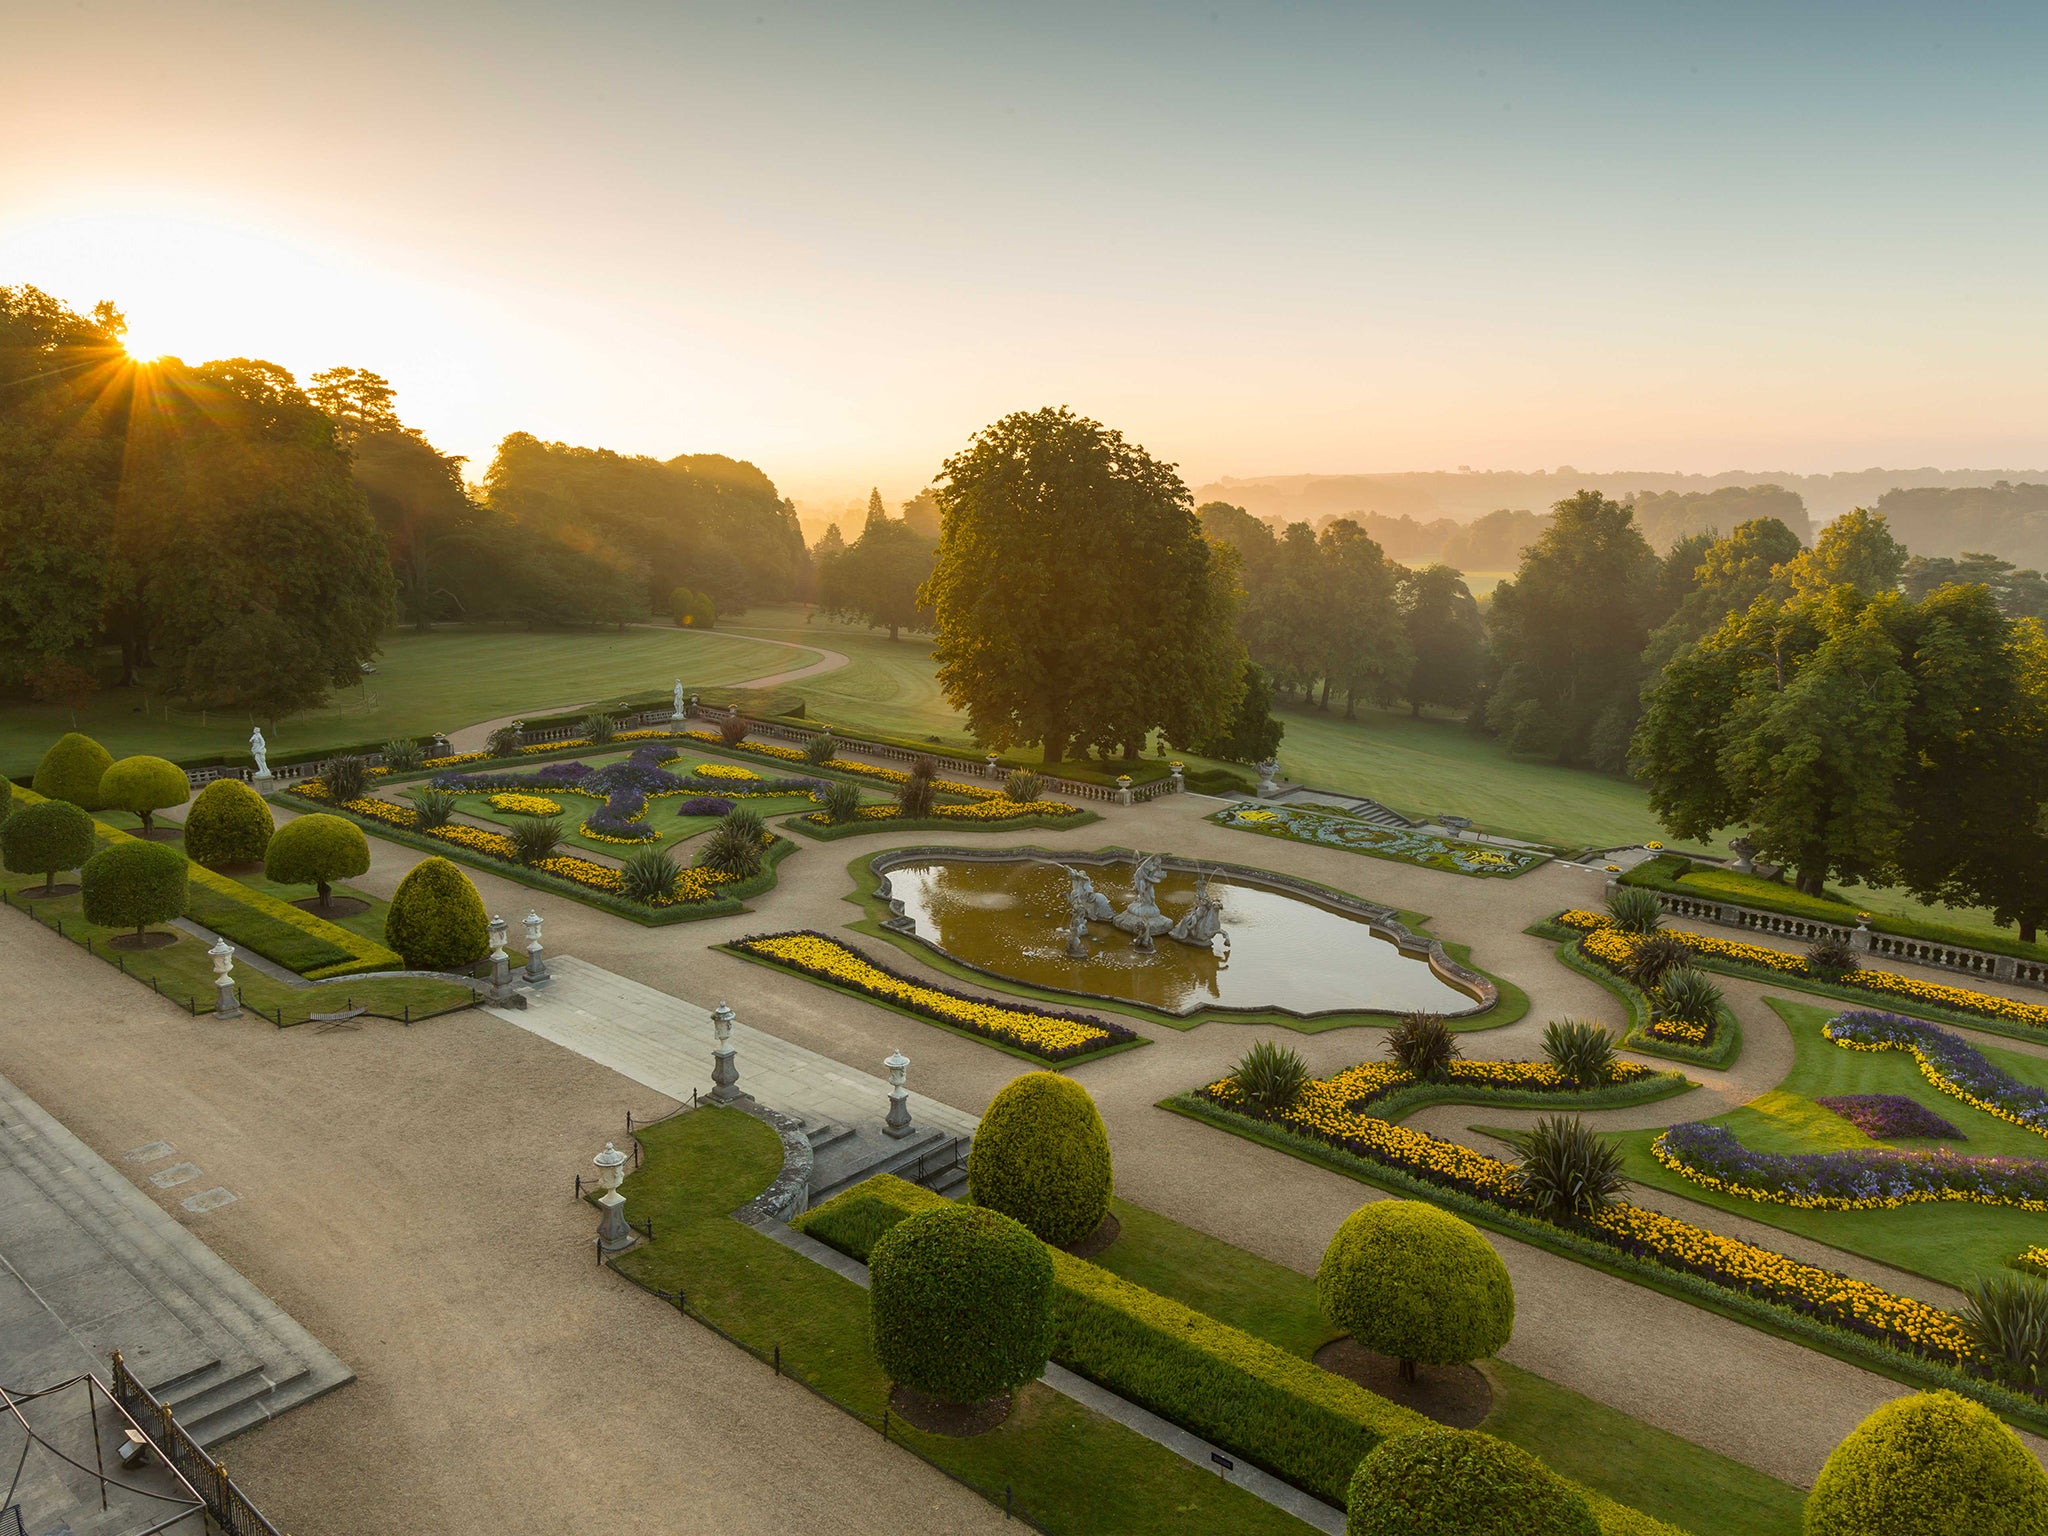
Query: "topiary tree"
1318 1201 1514 1381
81 840 189 944
966 1071 1114 1247
1347 1426 1598 1536
868 1204 1053 1406
2 799 96 894
1804 1390 2048 1536
182 779 275 866
263 812 370 910
383 855 488 970
98 755 190 836
32 732 115 810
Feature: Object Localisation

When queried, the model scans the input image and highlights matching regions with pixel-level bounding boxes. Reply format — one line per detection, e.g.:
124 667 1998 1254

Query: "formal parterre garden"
1211 800 1550 877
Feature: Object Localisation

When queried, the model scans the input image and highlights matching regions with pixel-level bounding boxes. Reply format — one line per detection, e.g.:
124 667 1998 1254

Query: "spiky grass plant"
1604 885 1664 936
1541 1019 1617 1087
1514 1115 1628 1220
1385 1011 1459 1082
1233 1040 1311 1116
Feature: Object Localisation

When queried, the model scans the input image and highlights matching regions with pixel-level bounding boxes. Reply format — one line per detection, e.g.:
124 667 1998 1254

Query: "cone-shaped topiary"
1318 1201 1514 1380
383 855 488 970
182 779 274 867
868 1204 1053 1405
263 813 369 909
32 733 115 811
1804 1390 2048 1536
2 799 96 893
98 755 190 836
81 840 189 940
966 1071 1113 1246
1347 1427 1598 1536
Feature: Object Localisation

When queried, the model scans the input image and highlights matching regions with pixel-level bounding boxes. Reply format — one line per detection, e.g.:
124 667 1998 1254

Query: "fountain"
872 847 1492 1019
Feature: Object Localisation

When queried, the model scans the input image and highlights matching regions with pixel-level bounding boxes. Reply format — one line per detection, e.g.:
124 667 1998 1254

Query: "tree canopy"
817 496 933 639
923 407 1243 763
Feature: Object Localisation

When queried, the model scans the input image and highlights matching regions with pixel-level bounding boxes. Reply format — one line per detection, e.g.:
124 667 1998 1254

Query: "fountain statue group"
1059 855 1227 958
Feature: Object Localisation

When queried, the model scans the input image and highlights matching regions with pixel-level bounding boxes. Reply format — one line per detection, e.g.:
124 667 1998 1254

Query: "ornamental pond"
879 855 1479 1018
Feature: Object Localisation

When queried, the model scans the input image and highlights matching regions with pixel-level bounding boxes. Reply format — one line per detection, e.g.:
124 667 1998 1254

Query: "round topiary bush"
1347 1426 1598 1536
81 839 189 942
966 1071 1114 1247
383 855 489 970
1804 1390 2048 1536
32 732 115 811
263 813 369 909
1318 1201 1514 1379
98 755 190 836
868 1204 1053 1406
182 779 274 867
2 799 96 893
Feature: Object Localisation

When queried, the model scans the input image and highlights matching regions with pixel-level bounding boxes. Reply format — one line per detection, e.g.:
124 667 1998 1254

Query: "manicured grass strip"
798 1174 1432 1508
1608 998 2048 1293
721 932 1145 1065
182 878 353 972
1090 1199 1802 1536
1161 1092 2048 1438
610 1108 1315 1536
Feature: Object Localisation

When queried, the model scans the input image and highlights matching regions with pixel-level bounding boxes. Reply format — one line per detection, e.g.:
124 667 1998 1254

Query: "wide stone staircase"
0 1074 351 1446
801 1115 969 1206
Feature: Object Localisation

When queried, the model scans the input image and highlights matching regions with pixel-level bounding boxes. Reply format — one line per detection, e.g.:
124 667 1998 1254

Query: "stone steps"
0 1073 351 1446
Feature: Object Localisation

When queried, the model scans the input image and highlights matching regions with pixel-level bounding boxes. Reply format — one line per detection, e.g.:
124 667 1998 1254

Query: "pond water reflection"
882 857 1475 1017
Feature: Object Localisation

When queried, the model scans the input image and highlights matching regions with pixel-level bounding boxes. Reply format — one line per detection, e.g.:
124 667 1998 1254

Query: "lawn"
1608 997 2048 1290
0 624 811 776
611 1106 1313 1536
1090 1197 1804 1536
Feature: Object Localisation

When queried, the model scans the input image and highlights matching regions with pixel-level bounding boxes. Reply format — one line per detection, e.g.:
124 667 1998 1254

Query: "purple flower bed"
1654 1121 2048 1209
1825 1012 2048 1137
584 762 685 795
432 768 595 793
535 760 596 782
1817 1094 1963 1141
585 786 659 841
677 796 735 817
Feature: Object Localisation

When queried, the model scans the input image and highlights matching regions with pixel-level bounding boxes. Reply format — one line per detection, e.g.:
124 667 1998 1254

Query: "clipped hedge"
384 856 488 971
1347 1427 1597 1536
1318 1202 1514 1371
97 754 189 834
2 797 95 890
797 1174 1430 1505
967 1072 1114 1247
868 1204 1053 1404
81 839 189 936
180 861 401 978
183 779 274 867
33 732 114 810
1804 1390 2048 1536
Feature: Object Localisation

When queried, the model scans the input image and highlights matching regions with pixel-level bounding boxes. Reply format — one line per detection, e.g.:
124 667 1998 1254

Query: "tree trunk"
2023 917 2039 944
1122 739 1140 762
1410 701 1422 718
1399 1358 1417 1384
139 810 154 835
1043 731 1064 766
888 624 899 640
1344 689 1357 720
1796 868 1826 897
317 878 332 909
1317 678 1331 711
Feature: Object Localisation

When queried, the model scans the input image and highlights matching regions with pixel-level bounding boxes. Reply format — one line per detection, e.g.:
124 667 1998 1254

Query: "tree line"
0 286 809 719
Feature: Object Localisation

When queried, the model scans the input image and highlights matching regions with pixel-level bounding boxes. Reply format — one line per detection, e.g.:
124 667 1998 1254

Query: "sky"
4 1 2046 509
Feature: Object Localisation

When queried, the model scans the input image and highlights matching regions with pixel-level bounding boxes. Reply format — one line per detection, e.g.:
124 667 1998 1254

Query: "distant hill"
1874 482 2048 569
1193 468 2048 528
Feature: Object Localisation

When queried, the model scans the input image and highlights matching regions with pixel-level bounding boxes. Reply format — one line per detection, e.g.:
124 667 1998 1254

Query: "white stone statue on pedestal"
250 727 271 779
672 679 686 721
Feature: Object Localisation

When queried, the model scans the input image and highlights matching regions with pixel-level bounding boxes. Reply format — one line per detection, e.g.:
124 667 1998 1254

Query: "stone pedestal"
250 772 274 792
1851 920 1876 953
522 910 550 984
711 1045 740 1103
596 1190 635 1255
214 976 240 1020
883 1049 913 1139
1255 760 1280 799
1169 766 1184 793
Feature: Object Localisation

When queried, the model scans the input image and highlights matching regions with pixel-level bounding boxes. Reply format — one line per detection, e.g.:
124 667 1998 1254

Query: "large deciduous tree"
1397 564 1484 715
818 497 934 639
1485 491 1660 769
922 407 1243 764
1314 520 1410 717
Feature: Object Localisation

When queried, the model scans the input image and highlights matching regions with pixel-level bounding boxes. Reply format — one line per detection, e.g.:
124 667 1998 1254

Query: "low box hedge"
796 1174 1430 1506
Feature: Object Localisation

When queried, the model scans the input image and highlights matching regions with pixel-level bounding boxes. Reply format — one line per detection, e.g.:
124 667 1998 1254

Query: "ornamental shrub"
510 816 563 865
1806 935 1857 980
823 782 861 823
717 714 748 747
32 732 115 810
967 1072 1114 1246
1234 1039 1309 1115
1605 885 1664 936
410 788 457 830
323 755 371 804
263 813 370 908
867 1204 1053 1405
670 587 715 627
1385 1011 1458 1081
896 755 939 819
486 725 523 757
1514 1115 1628 1220
1958 1272 2048 1394
1318 1202 1514 1379
380 737 425 772
580 712 617 745
620 845 680 903
1346 1427 1597 1536
1655 966 1723 1031
1803 1390 2048 1536
182 779 274 866
700 806 765 877
2 799 96 893
1003 769 1043 804
1541 1019 1616 1087
1625 932 1692 991
802 732 836 765
80 840 189 940
383 855 489 970
97 755 189 835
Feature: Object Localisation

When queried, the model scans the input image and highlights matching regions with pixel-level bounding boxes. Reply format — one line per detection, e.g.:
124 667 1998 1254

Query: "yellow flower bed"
1561 910 2048 1030
423 751 490 769
729 932 1134 1059
2016 1246 2048 1278
487 792 563 817
1202 1057 1980 1365
691 762 761 782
